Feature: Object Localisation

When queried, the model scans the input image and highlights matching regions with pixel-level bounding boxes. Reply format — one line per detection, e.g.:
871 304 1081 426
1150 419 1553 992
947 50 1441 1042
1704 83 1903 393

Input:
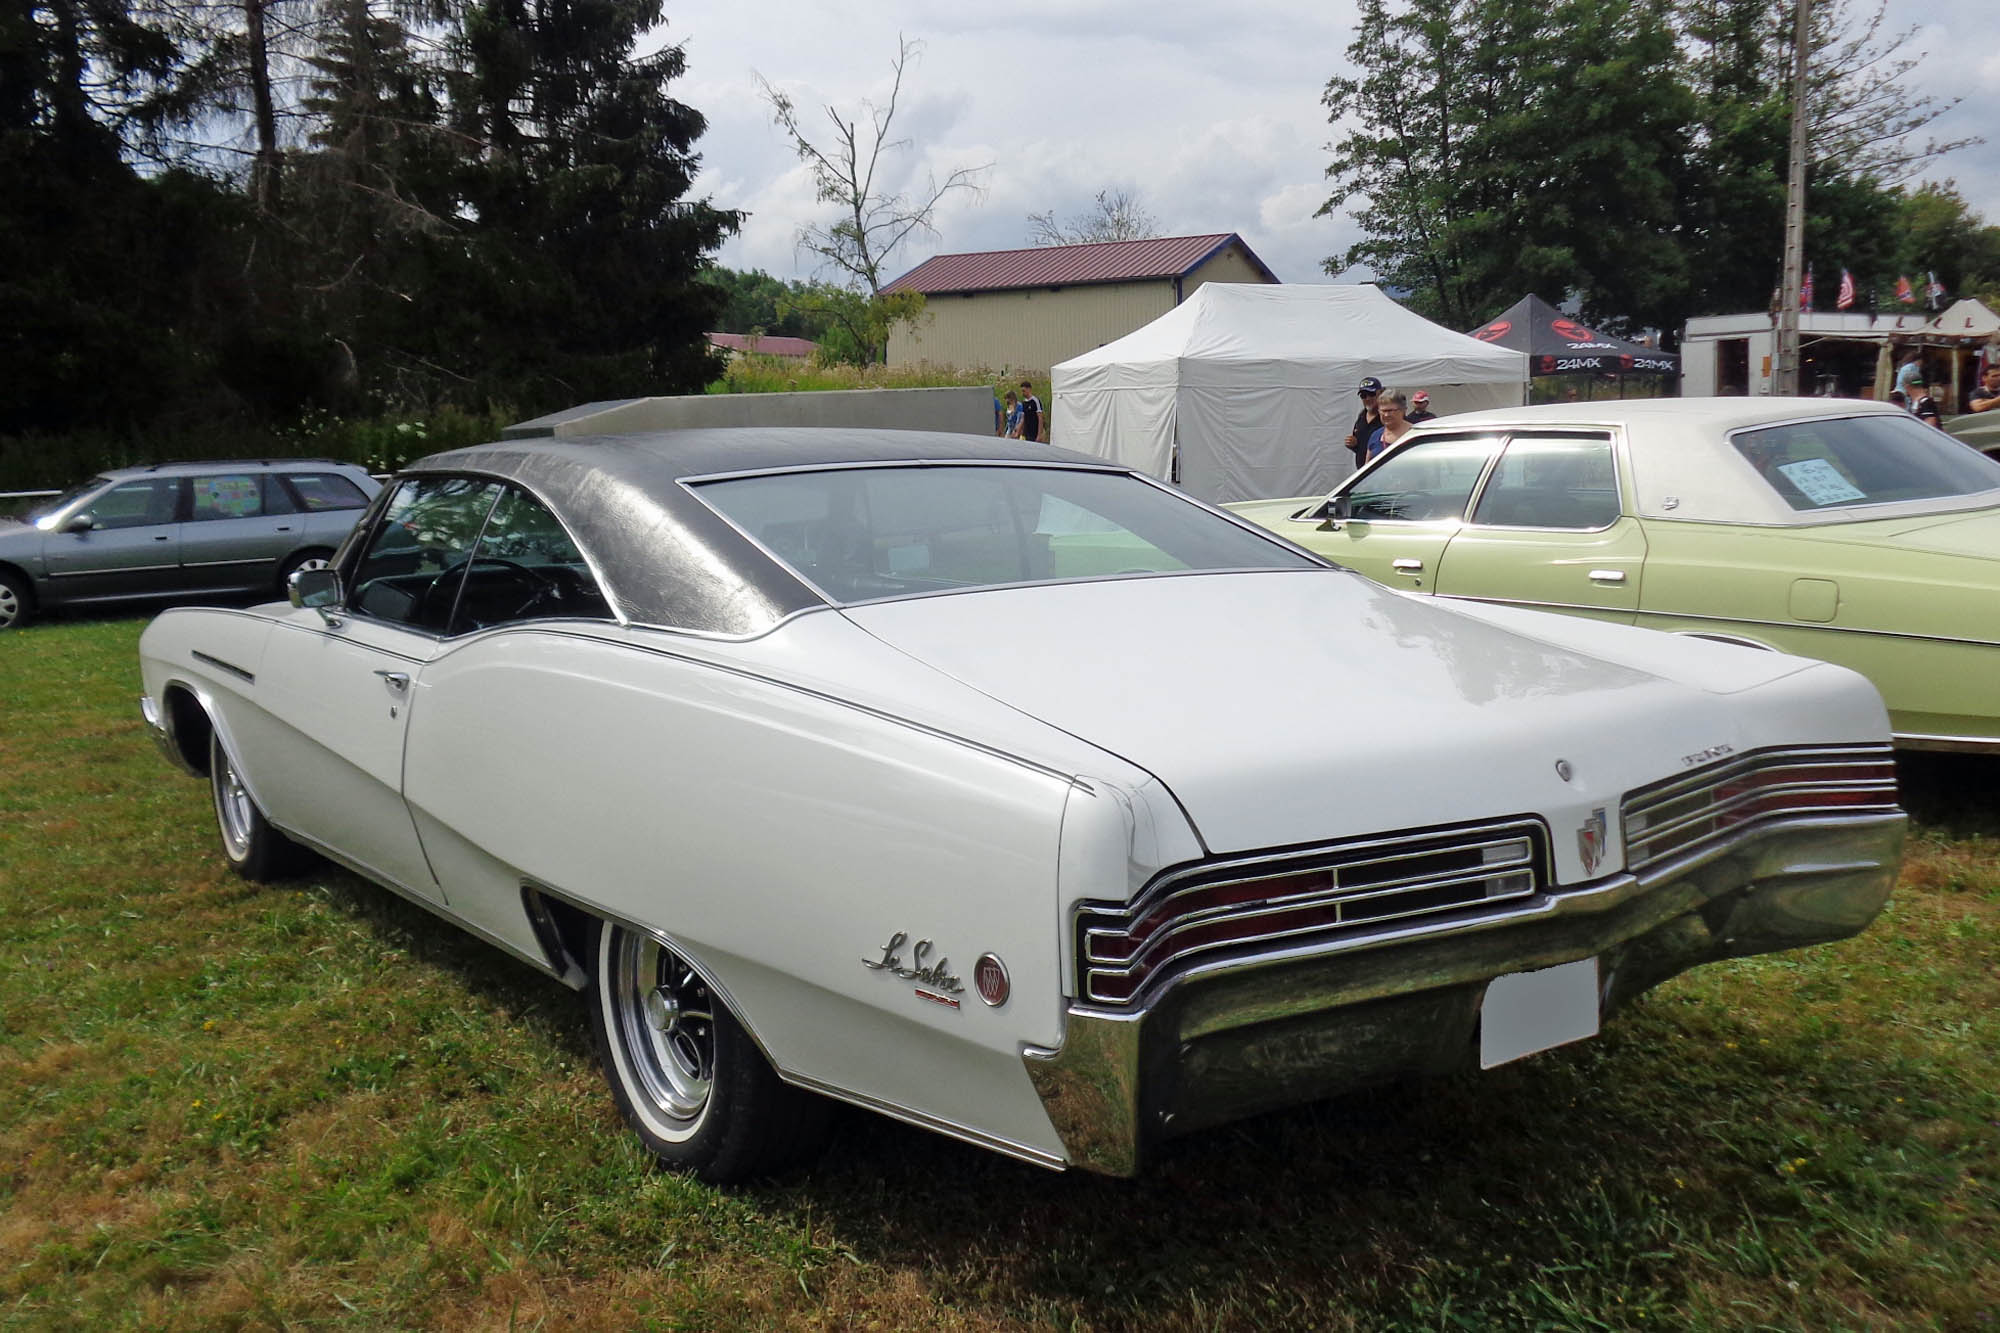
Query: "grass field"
1 617 1995 1331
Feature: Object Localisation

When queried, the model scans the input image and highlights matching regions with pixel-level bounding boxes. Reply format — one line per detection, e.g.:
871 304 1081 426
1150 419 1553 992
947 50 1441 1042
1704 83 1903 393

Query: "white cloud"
677 0 2000 297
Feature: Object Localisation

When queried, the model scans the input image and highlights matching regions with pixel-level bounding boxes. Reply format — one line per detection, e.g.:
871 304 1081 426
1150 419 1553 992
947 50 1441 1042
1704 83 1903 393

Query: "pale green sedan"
1230 397 2000 751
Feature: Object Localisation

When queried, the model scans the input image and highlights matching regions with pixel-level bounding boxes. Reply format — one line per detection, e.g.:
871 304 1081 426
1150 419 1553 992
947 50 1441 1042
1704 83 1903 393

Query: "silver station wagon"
0 459 380 628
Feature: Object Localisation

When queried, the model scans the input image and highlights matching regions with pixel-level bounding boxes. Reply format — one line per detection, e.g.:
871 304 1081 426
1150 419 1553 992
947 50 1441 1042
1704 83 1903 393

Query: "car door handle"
1392 558 1424 571
373 670 411 692
1587 569 1627 583
154 535 171 542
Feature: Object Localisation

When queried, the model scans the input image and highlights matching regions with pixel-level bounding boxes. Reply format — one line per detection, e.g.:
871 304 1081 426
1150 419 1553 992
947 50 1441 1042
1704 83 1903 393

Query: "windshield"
693 464 1321 603
1733 413 2000 512
25 477 113 526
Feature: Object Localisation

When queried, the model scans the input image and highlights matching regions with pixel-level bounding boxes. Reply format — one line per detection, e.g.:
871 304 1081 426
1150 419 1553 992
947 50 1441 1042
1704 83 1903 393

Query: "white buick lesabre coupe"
140 429 1907 1180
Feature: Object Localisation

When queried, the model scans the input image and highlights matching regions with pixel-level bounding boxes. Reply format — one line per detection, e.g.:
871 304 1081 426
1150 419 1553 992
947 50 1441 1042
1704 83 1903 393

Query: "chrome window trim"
1714 412 2000 525
335 476 626 639
1463 430 1626 534
1328 431 1511 525
677 457 1133 486
680 463 1327 610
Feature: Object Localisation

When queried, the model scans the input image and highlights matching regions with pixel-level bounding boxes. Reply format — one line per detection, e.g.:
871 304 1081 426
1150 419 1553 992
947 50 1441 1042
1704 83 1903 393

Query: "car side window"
347 477 502 631
188 474 265 522
84 479 180 530
285 473 370 512
1470 435 1621 530
261 474 300 515
445 487 613 634
1343 436 1504 522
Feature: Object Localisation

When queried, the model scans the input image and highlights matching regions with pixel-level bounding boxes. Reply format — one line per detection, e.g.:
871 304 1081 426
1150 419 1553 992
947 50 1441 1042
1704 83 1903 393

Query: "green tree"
702 267 833 340
432 0 738 405
1320 0 1692 333
1897 183 2000 307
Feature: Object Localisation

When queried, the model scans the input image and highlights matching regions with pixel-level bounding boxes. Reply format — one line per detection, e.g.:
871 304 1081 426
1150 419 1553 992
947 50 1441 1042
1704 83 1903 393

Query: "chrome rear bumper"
1024 810 1905 1176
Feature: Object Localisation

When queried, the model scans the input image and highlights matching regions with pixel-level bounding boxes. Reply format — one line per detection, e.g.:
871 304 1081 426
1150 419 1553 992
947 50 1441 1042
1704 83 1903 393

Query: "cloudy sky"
662 0 1999 293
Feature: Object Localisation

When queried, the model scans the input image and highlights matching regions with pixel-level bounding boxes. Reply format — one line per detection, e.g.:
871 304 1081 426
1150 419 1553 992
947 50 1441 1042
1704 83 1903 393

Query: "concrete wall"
504 386 994 440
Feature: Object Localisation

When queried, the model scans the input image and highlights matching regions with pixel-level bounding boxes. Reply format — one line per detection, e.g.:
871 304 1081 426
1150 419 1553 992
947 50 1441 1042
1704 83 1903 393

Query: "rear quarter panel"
1635 521 2000 742
401 628 1078 1160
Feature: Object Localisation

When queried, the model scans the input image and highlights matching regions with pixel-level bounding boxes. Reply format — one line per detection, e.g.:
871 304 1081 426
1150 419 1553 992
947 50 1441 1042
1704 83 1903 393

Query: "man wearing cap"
1407 390 1437 424
1344 377 1383 472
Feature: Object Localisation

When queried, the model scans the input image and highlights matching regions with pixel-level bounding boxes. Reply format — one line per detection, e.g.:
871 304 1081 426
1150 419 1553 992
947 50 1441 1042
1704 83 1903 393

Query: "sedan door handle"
1587 569 1627 583
373 670 411 692
1392 558 1424 572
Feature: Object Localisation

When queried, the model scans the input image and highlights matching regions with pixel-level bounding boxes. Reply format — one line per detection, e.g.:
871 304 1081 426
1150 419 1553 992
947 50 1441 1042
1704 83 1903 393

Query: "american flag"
1895 275 1916 304
1927 272 1947 309
1837 269 1856 310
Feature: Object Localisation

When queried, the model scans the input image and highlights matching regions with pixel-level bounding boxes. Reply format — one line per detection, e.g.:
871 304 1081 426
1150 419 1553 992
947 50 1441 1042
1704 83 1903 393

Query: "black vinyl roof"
405 428 1125 636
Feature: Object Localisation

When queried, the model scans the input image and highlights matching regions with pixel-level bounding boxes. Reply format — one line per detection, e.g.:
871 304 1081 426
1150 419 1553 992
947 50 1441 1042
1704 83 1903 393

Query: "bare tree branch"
755 33 989 296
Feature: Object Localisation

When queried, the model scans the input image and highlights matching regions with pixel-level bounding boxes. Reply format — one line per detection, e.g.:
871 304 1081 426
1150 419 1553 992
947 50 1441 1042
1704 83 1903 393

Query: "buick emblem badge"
1577 807 1608 875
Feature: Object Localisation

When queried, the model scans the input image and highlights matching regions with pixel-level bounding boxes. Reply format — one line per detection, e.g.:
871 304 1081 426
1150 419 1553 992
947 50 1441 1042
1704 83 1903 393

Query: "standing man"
1407 390 1437 424
1018 380 1043 443
1344 376 1383 472
1969 362 2000 414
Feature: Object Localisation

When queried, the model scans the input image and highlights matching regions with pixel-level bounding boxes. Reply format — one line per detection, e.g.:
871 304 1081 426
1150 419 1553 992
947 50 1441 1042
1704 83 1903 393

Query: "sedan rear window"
1733 413 2000 511
693 465 1319 603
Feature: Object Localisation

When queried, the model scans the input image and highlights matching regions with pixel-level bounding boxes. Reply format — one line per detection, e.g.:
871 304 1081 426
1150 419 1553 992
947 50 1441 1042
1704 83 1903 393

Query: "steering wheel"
417 556 554 628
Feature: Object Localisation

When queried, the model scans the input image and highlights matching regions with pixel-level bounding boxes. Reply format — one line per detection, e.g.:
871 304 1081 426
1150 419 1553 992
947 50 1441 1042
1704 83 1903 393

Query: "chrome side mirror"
289 567 345 625
62 513 94 534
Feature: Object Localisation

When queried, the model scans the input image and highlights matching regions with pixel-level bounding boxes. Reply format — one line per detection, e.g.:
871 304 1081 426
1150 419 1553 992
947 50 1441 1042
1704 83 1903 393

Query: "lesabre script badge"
864 931 964 1009
1577 807 1608 875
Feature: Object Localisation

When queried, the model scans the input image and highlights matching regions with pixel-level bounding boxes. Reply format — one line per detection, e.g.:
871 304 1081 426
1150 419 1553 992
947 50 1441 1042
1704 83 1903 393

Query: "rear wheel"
209 732 309 880
587 919 830 1182
0 569 31 629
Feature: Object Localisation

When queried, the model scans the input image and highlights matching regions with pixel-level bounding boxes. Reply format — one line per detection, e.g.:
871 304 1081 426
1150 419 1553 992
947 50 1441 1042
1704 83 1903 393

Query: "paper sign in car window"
1776 458 1866 506
201 476 261 517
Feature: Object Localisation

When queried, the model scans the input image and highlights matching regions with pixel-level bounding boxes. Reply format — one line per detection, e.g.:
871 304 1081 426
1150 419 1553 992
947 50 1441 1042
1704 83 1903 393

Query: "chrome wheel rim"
212 745 254 860
0 583 19 627
295 556 330 574
609 932 714 1129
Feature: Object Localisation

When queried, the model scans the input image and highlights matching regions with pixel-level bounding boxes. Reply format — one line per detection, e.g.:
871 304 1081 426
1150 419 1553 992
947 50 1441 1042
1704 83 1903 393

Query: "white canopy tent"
1051 284 1529 503
1930 298 2000 339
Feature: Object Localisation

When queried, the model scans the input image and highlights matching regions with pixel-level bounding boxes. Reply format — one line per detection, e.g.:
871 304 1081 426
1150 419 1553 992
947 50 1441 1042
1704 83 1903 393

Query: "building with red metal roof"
882 233 1278 371
706 332 819 361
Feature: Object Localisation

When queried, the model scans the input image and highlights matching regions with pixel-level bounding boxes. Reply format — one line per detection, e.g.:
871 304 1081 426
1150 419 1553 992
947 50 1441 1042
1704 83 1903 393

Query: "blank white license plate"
1480 958 1601 1069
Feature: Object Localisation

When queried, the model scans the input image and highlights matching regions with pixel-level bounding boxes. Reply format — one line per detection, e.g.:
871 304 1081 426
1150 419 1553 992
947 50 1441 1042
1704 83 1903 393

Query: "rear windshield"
692 464 1320 603
1733 413 2000 511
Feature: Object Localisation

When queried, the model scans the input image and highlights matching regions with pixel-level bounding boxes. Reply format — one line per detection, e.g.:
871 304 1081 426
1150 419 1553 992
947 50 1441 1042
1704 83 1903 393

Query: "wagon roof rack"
140 458 357 471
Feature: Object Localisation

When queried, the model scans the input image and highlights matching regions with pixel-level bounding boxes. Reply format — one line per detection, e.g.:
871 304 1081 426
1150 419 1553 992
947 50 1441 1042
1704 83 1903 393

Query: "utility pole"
1774 0 1812 396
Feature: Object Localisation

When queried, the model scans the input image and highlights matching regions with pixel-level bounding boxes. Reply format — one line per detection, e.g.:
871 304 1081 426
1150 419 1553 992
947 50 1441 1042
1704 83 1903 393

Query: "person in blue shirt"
1366 389 1418 460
